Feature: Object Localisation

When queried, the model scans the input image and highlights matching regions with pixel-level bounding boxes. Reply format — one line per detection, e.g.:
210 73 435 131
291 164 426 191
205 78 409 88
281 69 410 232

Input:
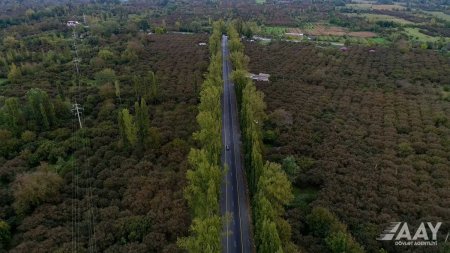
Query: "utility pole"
72 103 84 129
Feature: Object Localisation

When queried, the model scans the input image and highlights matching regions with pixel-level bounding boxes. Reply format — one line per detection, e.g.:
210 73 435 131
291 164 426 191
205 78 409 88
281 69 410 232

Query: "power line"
70 21 97 253
72 103 83 129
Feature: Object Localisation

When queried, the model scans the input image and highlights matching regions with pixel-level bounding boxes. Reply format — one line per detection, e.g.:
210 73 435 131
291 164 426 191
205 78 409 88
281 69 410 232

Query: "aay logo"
377 222 442 246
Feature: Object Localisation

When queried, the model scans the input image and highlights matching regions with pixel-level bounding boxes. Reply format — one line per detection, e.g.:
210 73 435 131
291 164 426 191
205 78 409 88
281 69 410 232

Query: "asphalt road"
220 35 253 253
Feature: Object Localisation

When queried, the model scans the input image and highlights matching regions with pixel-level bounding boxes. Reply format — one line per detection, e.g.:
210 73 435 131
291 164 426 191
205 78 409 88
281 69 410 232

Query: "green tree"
114 80 122 103
135 98 150 147
147 71 159 103
258 219 283 253
3 36 19 48
56 81 65 101
282 156 300 182
326 231 364 253
3 97 24 134
185 148 222 218
155 27 166 34
0 220 10 250
177 216 222 253
118 109 137 146
8 63 21 83
26 88 56 130
98 48 114 60
95 68 116 86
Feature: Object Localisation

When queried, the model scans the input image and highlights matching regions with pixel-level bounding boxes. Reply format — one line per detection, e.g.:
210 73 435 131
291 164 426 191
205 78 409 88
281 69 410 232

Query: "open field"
404 27 450 42
423 11 450 22
288 25 377 38
344 13 414 24
346 3 406 10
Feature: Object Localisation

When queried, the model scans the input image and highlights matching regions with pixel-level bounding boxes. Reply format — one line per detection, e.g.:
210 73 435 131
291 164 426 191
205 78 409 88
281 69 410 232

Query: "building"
67 21 80 27
285 32 304 37
249 73 270 82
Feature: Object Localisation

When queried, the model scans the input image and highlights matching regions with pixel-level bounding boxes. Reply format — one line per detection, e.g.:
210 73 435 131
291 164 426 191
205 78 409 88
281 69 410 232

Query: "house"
285 32 304 37
249 73 270 82
67 21 80 27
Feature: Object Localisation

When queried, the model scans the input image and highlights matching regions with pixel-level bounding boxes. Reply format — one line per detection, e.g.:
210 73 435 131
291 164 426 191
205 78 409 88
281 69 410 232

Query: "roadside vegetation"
177 20 224 253
228 22 296 253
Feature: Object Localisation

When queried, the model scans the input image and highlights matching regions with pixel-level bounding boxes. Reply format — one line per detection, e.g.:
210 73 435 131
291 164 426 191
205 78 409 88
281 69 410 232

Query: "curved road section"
220 35 253 253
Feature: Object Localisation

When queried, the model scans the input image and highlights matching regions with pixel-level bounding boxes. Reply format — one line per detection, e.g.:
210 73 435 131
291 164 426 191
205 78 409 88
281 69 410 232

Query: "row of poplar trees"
117 71 159 149
227 23 297 253
177 21 225 252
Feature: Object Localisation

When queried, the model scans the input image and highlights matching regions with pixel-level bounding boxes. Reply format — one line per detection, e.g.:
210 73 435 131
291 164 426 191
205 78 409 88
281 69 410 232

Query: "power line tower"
72 103 84 129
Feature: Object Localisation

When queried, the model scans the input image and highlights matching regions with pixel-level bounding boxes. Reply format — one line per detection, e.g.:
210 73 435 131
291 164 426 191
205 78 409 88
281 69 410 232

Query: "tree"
95 68 116 86
281 156 300 182
135 98 150 147
56 81 65 101
115 80 122 103
155 27 166 34
3 97 24 134
185 148 221 218
118 109 137 146
13 170 63 215
25 8 35 20
307 207 337 237
26 88 56 130
0 220 10 250
147 71 159 103
177 216 222 253
7 63 21 83
270 109 293 128
258 219 283 253
3 36 19 49
98 48 114 60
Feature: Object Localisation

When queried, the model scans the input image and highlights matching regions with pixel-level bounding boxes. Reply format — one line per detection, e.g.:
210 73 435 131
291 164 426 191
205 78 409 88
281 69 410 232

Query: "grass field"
290 24 377 38
423 11 450 22
345 3 406 10
404 27 450 42
344 13 413 25
261 26 287 37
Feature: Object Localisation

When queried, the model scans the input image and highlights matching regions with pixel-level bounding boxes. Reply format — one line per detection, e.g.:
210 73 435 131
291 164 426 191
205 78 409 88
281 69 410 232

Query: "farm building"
249 73 270 82
67 21 80 27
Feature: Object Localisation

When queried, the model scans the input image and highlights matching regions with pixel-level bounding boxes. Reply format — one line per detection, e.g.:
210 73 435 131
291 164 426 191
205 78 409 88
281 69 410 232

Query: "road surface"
220 35 253 253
